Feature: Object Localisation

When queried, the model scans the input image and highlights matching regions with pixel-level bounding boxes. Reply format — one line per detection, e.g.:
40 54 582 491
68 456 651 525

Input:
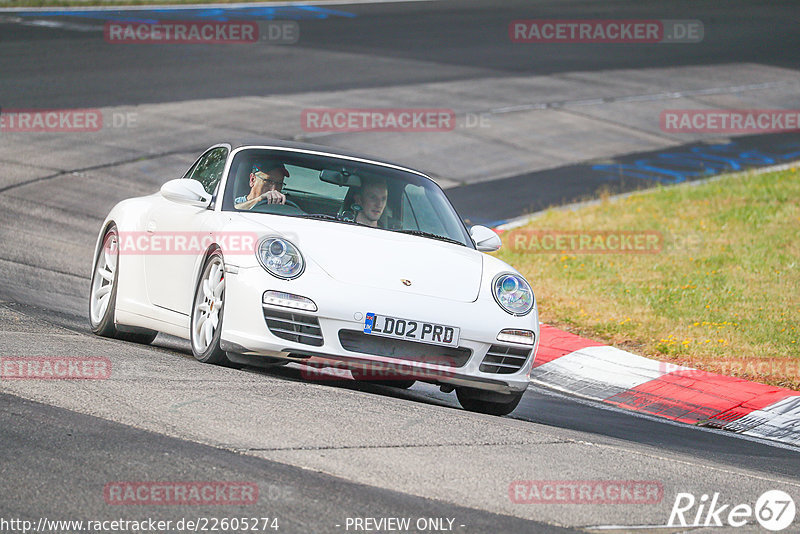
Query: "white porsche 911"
89 140 539 415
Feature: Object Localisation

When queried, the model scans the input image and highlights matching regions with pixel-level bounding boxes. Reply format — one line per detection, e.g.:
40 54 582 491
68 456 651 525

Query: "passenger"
234 161 289 210
352 178 388 227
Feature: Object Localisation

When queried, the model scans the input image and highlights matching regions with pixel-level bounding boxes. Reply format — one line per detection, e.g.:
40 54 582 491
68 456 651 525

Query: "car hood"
234 213 482 303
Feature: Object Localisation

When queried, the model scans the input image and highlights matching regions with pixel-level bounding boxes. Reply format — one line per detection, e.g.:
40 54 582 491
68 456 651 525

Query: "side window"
187 147 229 195
403 184 447 235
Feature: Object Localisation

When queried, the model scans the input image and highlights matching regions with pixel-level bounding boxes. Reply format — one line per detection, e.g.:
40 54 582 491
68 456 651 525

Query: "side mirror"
470 225 502 252
160 179 211 208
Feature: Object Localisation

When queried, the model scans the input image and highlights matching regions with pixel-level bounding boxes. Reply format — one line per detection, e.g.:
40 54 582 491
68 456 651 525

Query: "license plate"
363 313 460 347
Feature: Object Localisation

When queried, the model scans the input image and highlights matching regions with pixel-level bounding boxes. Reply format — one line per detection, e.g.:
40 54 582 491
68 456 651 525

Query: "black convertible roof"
223 138 428 177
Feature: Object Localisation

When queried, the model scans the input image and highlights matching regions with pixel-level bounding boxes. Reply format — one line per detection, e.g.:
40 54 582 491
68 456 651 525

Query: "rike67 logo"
668 490 796 531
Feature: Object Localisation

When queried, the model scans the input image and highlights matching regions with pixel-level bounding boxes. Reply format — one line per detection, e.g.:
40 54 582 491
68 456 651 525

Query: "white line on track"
0 16 99 30
0 0 438 13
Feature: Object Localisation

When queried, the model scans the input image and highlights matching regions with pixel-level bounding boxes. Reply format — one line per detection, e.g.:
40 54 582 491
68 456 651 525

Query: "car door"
144 146 229 315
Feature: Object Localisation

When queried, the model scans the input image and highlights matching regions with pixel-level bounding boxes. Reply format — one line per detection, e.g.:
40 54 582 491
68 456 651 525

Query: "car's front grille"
263 308 323 346
479 344 531 374
337 330 471 367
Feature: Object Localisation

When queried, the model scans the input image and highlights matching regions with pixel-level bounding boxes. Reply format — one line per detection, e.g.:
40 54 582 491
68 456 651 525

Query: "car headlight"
492 273 534 316
257 237 304 279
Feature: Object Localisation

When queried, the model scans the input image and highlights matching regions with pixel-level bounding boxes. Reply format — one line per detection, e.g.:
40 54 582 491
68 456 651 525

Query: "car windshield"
222 148 474 247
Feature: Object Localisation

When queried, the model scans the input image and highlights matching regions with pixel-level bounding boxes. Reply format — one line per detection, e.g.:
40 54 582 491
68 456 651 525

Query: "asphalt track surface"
1 0 800 532
0 392 567 533
2 0 800 108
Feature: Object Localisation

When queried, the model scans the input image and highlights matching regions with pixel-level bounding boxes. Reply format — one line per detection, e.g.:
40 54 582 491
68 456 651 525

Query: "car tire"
89 224 158 344
456 387 524 416
190 250 231 365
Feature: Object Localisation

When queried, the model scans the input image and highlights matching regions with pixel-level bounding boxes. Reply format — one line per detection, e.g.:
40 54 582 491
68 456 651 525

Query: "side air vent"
263 308 323 346
479 344 531 374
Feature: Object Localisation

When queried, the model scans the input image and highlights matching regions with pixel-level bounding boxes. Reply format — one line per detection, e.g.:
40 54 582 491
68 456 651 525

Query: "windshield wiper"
296 213 338 220
394 229 465 246
294 213 357 224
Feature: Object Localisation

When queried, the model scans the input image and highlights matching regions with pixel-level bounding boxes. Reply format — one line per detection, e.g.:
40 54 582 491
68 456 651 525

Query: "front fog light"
257 237 304 279
492 273 534 316
497 329 535 345
263 291 317 311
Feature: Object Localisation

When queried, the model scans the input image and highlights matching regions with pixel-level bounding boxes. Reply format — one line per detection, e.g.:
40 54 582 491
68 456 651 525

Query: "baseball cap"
252 160 290 177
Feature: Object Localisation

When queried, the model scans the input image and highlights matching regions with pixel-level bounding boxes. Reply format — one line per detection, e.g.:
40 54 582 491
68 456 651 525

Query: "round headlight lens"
501 276 519 293
257 237 304 279
269 239 286 257
493 273 534 316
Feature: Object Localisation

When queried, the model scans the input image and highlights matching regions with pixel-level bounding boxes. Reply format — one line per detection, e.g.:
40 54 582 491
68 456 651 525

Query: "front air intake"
479 344 531 374
263 308 323 346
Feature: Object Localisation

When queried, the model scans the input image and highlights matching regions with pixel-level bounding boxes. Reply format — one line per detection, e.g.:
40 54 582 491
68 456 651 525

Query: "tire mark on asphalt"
554 107 676 144
487 80 796 115
0 256 88 280
0 157 61 172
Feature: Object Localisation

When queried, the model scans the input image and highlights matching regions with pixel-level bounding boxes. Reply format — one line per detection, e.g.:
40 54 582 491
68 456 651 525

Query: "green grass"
498 167 800 389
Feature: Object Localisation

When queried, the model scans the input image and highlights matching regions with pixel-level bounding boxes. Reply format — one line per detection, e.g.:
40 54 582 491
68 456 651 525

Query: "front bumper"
220 264 539 394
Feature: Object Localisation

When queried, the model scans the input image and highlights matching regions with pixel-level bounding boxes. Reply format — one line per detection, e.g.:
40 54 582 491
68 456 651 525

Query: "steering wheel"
337 208 357 223
254 197 303 211
283 198 302 210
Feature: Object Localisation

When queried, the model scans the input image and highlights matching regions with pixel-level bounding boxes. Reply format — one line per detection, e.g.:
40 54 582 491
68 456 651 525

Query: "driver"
234 161 290 210
352 178 388 227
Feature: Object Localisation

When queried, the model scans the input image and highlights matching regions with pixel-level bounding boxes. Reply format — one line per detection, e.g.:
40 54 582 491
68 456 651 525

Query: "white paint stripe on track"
0 17 99 30
0 0 438 13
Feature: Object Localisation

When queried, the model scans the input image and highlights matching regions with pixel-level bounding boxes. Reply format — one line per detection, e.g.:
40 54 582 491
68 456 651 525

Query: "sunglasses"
252 167 284 189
